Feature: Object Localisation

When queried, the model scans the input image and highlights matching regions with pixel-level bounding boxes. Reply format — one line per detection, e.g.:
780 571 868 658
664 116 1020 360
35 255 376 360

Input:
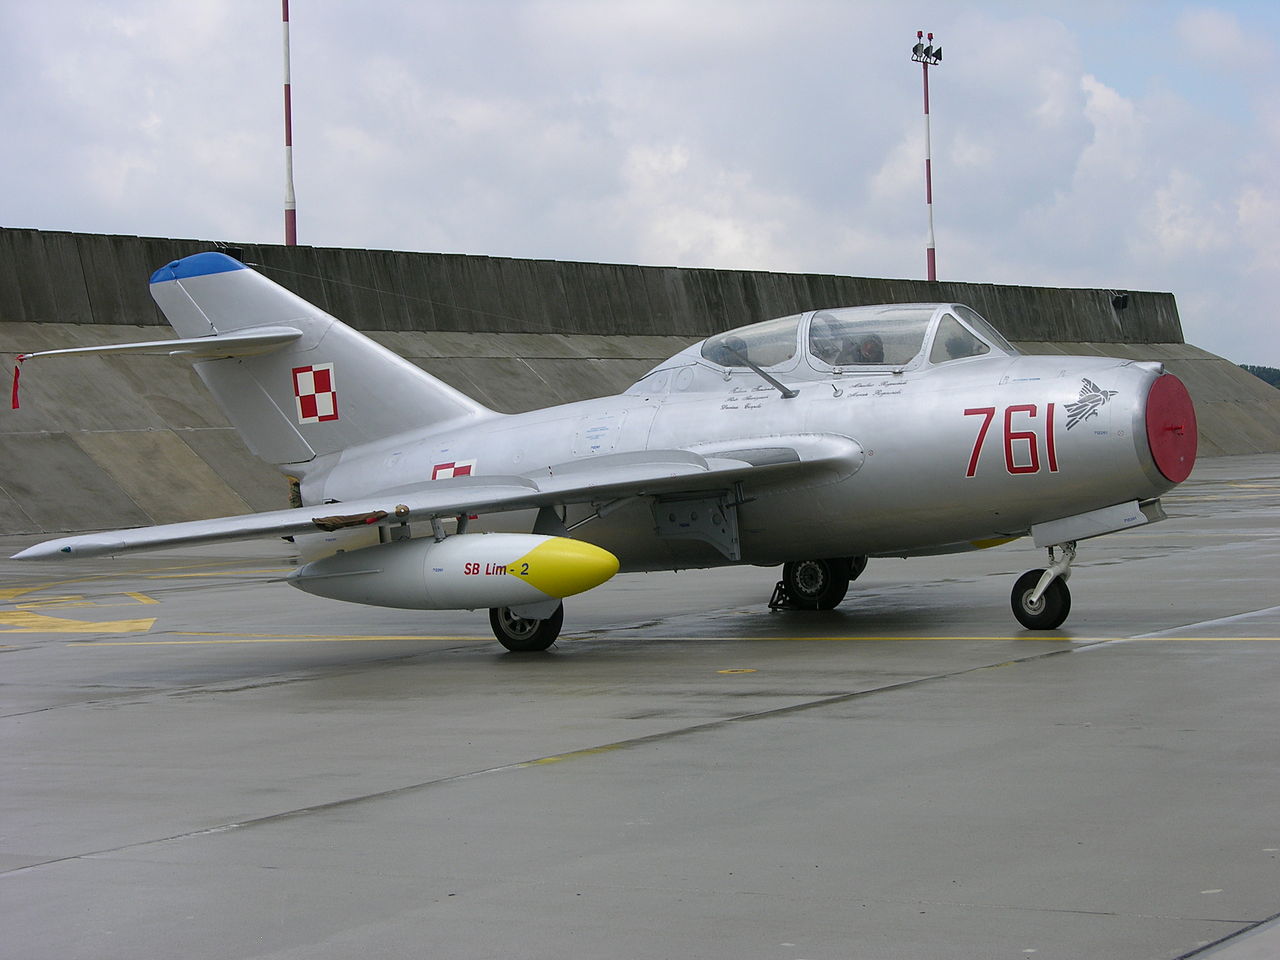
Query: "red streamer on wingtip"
11 355 25 409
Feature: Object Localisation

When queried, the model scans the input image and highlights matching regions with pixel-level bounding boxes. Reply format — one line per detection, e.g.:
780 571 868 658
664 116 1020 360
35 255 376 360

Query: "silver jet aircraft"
13 252 1199 649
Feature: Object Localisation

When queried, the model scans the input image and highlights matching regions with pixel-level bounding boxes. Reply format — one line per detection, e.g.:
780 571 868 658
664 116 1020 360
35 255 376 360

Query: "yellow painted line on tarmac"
629 635 1096 643
0 560 288 600
0 611 157 633
522 743 628 766
138 569 286 580
60 632 1280 649
15 593 158 611
1125 636 1280 642
721 635 1280 643
0 587 43 601
69 633 489 646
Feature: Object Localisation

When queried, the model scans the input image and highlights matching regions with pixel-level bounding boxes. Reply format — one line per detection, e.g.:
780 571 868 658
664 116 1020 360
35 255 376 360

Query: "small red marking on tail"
11 355 26 410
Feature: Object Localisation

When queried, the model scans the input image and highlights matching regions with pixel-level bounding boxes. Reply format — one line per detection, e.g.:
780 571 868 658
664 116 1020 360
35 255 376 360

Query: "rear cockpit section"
806 305 935 370
624 303 1018 396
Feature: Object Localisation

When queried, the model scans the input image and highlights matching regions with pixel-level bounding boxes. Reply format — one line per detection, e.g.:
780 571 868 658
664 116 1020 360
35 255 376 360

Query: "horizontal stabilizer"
15 327 303 362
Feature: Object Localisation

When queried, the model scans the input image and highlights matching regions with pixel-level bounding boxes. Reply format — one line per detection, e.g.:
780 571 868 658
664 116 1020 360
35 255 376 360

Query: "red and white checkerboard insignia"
292 363 339 424
431 459 476 480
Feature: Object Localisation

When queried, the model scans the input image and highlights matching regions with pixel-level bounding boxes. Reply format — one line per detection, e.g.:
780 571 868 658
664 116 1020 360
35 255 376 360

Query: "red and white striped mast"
911 31 942 281
282 0 297 245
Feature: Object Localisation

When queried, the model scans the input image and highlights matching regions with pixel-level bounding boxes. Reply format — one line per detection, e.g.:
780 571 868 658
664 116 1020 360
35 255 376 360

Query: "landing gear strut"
489 603 564 652
1011 542 1075 630
770 556 867 610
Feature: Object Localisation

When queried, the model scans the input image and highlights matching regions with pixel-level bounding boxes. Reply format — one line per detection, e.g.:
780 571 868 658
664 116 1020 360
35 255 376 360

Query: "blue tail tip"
149 252 248 285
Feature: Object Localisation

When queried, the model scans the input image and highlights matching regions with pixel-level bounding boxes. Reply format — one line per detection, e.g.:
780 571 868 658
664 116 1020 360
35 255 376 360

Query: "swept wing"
12 436 863 560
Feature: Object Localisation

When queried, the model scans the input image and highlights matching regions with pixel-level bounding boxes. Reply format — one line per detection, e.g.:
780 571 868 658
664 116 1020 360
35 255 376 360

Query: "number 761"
964 405 1059 477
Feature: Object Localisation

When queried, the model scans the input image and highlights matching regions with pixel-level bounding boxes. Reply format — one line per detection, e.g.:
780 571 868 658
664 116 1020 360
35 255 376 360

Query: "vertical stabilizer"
148 252 494 466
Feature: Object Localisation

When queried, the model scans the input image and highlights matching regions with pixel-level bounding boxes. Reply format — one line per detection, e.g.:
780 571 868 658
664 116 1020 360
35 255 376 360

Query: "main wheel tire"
1010 569 1071 630
782 558 852 610
489 603 564 652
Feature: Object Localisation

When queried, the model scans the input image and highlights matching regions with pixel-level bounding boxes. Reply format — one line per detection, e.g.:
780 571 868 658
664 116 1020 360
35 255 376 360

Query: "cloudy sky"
3 1 1277 365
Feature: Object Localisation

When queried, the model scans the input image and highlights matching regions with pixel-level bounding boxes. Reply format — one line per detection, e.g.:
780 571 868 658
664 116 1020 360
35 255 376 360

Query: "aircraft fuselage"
309 352 1183 572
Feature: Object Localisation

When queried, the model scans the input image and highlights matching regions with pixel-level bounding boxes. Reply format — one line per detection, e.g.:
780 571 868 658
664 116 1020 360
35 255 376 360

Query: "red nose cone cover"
1145 374 1197 483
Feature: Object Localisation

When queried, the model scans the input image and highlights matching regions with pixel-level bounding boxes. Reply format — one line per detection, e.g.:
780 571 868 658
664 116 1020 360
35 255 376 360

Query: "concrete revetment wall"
1 227 1276 534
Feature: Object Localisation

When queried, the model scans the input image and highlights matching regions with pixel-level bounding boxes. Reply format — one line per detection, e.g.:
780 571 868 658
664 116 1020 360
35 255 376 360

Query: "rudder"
148 252 494 468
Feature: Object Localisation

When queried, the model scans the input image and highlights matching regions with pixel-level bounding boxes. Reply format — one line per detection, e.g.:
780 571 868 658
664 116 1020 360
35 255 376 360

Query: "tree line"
1240 365 1280 389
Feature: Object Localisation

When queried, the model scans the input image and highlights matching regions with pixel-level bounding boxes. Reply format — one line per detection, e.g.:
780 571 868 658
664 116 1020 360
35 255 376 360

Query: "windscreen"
953 304 1017 355
929 314 991 363
701 314 802 368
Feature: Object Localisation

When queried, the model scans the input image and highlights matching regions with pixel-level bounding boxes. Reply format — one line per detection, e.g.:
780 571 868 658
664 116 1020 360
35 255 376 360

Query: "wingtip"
12 542 73 560
11 538 124 560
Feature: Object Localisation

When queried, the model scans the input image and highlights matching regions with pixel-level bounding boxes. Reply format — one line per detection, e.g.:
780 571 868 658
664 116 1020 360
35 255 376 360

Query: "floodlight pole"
283 0 297 245
911 31 942 281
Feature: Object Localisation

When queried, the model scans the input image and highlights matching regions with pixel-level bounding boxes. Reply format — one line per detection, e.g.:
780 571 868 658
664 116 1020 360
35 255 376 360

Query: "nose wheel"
1011 542 1075 630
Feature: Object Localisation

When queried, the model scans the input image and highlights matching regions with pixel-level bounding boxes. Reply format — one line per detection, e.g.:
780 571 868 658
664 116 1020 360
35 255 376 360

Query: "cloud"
2 1 1279 363
1175 6 1254 70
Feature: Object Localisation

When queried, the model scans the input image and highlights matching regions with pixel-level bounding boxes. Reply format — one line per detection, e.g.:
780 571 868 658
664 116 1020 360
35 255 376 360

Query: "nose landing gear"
1011 542 1076 630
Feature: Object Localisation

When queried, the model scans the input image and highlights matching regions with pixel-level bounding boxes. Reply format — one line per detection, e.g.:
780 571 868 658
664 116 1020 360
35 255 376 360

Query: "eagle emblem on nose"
1065 378 1119 430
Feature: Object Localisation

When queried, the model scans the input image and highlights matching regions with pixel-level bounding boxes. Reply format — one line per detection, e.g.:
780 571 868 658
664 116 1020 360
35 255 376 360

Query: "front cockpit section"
624 303 1019 396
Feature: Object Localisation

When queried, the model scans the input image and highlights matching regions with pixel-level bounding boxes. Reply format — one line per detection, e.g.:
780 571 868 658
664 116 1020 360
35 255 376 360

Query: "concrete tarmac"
2 455 1278 960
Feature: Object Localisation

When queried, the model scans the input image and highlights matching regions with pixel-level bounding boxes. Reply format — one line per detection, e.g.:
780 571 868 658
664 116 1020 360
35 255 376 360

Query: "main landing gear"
489 603 564 652
1011 542 1076 630
770 556 868 610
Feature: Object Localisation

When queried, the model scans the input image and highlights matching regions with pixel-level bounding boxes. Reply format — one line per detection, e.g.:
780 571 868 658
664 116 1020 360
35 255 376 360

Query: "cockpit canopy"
626 303 1017 396
701 303 1014 371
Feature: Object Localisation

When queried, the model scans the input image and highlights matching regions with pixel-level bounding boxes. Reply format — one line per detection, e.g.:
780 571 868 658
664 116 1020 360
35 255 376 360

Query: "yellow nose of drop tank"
508 538 620 599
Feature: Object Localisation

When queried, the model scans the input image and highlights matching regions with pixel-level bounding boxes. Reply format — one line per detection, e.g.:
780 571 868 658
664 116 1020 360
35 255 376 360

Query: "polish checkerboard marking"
292 363 339 424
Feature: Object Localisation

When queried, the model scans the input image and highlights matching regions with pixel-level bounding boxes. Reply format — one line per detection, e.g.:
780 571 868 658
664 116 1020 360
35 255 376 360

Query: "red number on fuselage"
965 403 1059 477
1004 405 1039 474
963 407 996 478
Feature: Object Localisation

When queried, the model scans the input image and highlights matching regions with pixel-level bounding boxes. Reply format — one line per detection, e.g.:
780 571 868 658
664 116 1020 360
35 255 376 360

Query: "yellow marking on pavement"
632 635 1098 643
59 630 1280 649
0 611 157 633
139 570 285 579
0 587 44 601
717 668 758 674
15 594 90 609
523 743 628 766
2 559 287 593
15 593 155 610
1 586 160 637
69 633 1082 646
70 633 488 646
1125 636 1280 642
